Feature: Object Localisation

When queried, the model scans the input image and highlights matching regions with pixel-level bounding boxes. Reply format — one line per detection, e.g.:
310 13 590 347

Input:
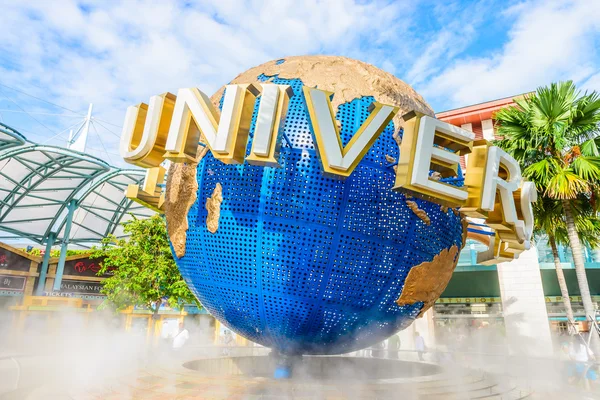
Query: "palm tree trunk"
562 200 598 353
549 235 576 333
562 200 595 317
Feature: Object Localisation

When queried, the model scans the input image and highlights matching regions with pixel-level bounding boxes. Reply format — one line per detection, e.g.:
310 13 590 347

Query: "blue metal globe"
173 69 464 355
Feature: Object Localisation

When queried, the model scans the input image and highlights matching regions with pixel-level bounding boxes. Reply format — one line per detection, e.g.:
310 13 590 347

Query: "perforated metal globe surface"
172 57 464 355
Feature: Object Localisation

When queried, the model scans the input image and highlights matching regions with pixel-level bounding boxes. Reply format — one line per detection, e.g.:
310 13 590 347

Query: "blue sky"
0 0 599 165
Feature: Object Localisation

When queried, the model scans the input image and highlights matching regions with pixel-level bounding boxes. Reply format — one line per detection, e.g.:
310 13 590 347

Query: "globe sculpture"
165 56 466 357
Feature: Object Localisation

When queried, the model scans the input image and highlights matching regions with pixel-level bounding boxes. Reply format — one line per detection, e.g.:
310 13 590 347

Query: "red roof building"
436 94 530 169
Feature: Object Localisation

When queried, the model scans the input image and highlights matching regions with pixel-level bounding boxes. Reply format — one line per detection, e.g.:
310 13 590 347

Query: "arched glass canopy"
0 122 153 248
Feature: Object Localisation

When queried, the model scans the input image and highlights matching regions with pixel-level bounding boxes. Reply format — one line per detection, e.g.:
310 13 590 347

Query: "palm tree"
534 197 575 330
534 196 600 333
495 81 600 330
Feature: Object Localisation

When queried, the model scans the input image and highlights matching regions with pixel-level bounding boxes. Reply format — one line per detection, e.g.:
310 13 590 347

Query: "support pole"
53 200 77 292
273 351 300 379
35 232 56 296
497 247 553 356
469 243 477 265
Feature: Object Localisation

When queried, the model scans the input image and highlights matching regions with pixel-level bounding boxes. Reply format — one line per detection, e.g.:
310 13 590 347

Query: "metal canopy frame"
58 169 154 247
0 124 26 151
0 122 156 294
0 122 154 247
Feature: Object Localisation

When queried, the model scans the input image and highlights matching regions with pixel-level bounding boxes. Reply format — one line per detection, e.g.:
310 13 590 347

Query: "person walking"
569 335 597 389
220 330 234 356
370 341 385 358
172 321 190 351
388 334 401 359
414 331 426 361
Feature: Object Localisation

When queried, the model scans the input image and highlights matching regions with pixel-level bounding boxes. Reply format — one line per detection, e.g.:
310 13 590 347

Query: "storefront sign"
438 296 600 304
59 280 103 295
0 249 31 272
0 275 26 291
63 258 113 278
436 297 502 304
44 291 73 297
545 295 600 303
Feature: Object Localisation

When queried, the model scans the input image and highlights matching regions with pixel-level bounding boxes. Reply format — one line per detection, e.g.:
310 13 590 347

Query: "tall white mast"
68 103 93 152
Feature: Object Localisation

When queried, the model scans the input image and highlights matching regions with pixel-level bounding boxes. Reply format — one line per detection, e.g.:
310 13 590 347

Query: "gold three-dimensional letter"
303 86 399 178
393 111 473 207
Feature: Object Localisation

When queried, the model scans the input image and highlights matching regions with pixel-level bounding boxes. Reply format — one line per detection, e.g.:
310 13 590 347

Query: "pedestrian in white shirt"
568 338 596 386
414 331 426 361
172 322 190 350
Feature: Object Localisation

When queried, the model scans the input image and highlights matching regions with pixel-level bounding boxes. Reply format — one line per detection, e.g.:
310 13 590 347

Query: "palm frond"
571 91 600 134
571 156 600 181
530 82 575 137
545 169 589 199
533 194 600 249
523 158 561 187
579 138 600 157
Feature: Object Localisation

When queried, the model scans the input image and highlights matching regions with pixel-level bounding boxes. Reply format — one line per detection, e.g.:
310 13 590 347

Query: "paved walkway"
1 348 598 399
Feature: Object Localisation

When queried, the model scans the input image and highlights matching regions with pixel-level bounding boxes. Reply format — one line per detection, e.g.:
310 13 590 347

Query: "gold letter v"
303 86 398 178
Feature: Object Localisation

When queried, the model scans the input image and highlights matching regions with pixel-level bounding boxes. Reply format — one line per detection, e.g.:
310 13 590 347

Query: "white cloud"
419 0 600 109
2 0 600 165
405 1 488 86
0 0 419 165
583 70 600 92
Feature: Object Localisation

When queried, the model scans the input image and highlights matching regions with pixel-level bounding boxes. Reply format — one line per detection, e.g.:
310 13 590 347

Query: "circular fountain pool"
183 356 443 381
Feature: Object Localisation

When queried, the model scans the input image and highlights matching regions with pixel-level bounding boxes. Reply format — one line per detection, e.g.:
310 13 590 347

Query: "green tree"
91 215 198 315
495 81 600 329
